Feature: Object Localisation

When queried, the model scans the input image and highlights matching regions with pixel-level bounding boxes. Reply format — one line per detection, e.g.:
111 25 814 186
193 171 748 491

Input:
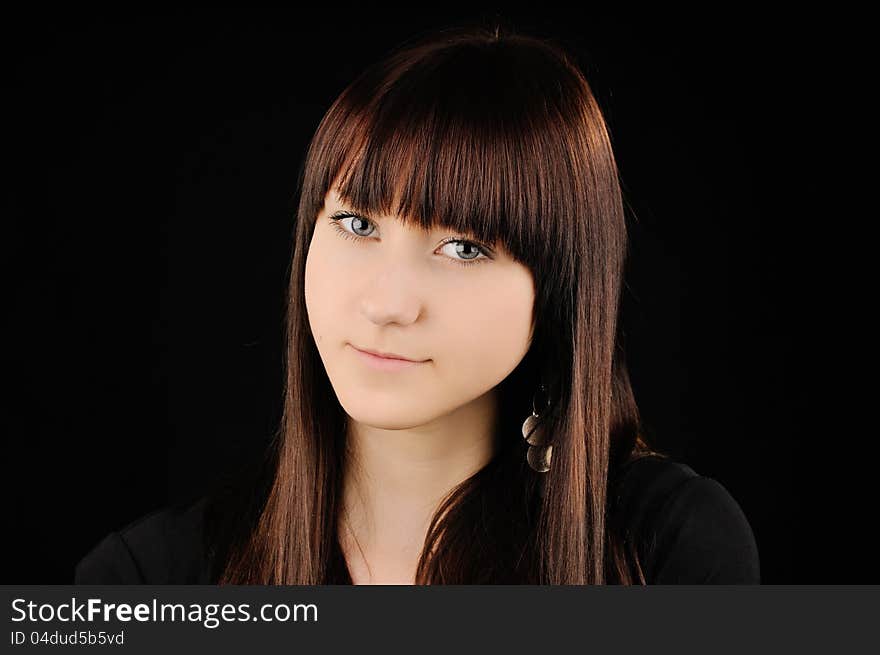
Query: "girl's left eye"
328 212 492 267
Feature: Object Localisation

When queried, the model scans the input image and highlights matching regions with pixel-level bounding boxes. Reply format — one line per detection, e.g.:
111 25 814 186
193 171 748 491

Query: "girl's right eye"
329 212 377 241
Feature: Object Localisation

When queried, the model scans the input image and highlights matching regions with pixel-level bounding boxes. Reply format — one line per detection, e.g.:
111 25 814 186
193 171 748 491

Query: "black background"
4 8 830 583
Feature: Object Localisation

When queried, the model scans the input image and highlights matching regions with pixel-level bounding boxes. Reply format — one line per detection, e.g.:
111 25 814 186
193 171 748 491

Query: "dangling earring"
522 382 553 473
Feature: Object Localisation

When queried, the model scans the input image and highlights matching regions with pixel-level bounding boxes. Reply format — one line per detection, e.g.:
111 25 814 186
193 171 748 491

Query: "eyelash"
328 212 493 267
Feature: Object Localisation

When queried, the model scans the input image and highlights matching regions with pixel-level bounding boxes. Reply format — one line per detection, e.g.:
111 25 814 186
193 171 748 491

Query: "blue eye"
334 213 376 239
437 239 487 265
328 211 492 267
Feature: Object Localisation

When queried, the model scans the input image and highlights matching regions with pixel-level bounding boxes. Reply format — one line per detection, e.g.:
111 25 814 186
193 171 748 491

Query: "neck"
338 388 499 582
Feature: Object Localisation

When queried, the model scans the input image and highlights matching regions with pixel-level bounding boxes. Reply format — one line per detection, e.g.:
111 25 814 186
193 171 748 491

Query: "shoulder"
74 495 214 584
613 455 761 584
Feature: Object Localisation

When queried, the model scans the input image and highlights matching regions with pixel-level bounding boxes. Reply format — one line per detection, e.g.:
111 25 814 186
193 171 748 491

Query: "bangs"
302 34 599 286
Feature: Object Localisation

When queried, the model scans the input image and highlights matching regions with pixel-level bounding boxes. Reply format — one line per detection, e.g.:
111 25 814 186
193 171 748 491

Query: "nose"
358 260 424 327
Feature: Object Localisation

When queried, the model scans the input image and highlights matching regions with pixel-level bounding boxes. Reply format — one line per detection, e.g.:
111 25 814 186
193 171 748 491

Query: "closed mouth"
350 344 427 363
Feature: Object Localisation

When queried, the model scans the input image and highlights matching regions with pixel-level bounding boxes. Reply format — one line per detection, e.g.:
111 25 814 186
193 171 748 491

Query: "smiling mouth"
349 344 427 363
348 344 430 371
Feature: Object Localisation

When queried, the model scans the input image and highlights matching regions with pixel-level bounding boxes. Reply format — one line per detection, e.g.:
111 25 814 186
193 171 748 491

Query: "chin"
347 414 422 431
337 396 430 430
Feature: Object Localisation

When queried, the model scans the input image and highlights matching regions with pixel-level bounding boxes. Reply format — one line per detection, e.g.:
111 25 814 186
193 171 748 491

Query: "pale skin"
303 184 536 584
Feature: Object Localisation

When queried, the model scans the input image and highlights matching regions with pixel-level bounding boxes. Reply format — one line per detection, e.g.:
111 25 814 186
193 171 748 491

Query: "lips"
350 344 426 362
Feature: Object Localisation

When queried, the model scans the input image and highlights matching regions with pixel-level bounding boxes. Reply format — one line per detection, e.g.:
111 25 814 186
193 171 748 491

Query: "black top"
73 455 760 584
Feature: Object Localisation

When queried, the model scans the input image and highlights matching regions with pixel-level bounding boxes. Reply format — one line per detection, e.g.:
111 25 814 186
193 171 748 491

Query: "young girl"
75 23 759 585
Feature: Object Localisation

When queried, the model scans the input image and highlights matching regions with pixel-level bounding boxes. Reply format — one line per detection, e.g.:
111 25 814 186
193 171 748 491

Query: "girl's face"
304 187 536 429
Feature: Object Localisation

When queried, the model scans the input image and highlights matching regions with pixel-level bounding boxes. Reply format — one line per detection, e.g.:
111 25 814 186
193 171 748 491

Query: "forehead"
325 186 380 213
325 186 345 206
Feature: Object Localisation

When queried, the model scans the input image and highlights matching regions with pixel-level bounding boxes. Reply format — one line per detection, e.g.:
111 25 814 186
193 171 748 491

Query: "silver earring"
522 383 553 473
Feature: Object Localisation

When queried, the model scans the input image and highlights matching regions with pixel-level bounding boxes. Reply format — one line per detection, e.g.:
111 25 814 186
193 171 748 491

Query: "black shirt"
73 455 760 584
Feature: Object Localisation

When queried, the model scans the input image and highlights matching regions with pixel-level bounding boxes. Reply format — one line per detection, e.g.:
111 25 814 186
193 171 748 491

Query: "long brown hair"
208 21 666 585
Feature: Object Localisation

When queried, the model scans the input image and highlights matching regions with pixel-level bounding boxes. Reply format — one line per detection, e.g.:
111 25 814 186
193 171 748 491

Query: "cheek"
433 268 535 382
304 233 346 347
